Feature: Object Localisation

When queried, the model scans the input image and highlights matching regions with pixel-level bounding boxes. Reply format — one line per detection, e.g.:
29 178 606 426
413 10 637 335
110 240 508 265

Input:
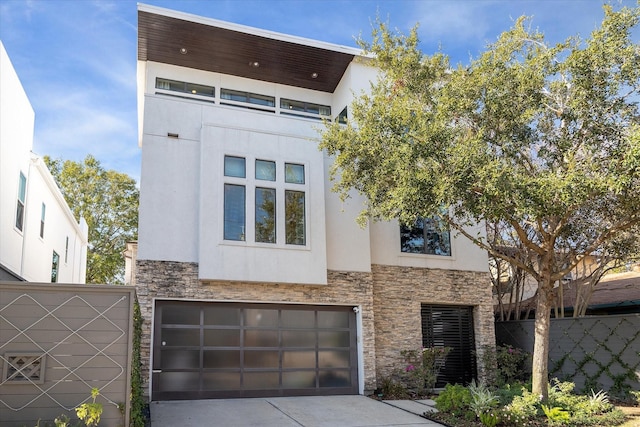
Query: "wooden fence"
0 282 135 427
496 314 640 396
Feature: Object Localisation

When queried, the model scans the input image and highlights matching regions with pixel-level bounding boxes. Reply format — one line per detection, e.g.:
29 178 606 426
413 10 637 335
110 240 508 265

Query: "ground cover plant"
426 379 632 427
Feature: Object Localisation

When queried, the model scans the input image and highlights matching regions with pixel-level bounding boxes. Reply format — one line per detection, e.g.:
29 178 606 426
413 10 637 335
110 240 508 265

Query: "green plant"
54 415 71 427
399 346 451 395
130 298 147 427
631 390 640 405
541 404 570 425
435 383 473 418
377 375 409 399
478 410 500 427
75 388 102 427
468 380 499 418
503 388 541 424
482 345 531 388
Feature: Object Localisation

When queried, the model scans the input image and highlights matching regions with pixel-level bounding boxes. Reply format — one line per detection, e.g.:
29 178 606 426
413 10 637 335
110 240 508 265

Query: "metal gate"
421 304 477 386
152 301 358 399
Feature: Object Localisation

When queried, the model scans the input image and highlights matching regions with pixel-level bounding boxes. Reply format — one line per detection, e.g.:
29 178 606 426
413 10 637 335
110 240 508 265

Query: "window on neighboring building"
15 172 26 231
337 106 348 124
51 251 59 283
400 217 451 256
40 203 46 238
155 77 215 98
65 236 69 264
280 98 331 120
223 156 306 246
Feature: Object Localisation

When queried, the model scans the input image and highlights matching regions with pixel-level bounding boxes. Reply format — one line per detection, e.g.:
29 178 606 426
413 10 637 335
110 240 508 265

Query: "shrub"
502 387 541 425
468 380 499 418
542 404 571 425
399 347 451 395
481 345 530 387
377 375 409 399
435 383 473 419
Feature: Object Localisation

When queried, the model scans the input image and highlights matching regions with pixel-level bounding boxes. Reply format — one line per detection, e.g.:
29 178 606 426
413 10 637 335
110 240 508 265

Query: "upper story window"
155 78 215 98
401 217 451 256
15 172 26 231
40 203 46 238
51 251 59 283
65 236 69 263
223 155 306 246
221 89 275 112
280 98 331 120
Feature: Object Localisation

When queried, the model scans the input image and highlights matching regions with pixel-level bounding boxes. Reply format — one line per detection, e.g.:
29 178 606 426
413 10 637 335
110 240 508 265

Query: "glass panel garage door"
152 301 358 400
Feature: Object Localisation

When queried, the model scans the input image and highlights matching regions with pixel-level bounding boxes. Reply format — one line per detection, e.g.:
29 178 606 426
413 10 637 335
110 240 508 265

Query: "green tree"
45 155 139 284
320 5 640 400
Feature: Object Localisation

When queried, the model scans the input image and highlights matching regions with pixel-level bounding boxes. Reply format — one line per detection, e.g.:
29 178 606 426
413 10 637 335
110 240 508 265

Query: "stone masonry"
371 264 496 384
135 258 495 397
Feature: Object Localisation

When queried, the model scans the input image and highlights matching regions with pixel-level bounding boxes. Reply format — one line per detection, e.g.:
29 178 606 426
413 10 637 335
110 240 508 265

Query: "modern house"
0 41 88 283
135 4 495 401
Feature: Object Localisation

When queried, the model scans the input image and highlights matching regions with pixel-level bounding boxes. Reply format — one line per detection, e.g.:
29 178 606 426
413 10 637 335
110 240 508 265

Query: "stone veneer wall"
135 260 495 398
371 264 496 383
135 260 377 396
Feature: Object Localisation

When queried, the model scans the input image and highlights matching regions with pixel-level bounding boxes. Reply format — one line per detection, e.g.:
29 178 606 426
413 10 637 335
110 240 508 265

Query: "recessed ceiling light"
180 47 188 54
311 72 318 79
249 61 260 68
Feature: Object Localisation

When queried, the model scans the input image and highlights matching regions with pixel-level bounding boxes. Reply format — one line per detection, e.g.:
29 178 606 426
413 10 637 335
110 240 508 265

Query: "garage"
151 301 359 400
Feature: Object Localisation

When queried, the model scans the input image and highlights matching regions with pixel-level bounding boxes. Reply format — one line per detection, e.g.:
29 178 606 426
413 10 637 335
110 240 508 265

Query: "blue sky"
1 0 637 183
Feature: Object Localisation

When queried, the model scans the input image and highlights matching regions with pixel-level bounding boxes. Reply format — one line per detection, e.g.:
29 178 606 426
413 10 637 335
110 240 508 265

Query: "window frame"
51 251 60 283
15 172 26 231
40 203 46 239
400 216 452 257
222 155 308 248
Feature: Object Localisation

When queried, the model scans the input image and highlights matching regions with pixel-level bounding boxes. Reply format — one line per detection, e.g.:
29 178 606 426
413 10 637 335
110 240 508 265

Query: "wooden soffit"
138 8 358 93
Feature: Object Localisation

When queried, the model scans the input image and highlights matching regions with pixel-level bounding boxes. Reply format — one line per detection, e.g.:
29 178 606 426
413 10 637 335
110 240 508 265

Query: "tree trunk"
531 277 553 400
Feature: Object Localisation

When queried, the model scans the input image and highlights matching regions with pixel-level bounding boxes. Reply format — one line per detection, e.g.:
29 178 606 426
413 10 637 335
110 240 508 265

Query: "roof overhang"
137 4 362 93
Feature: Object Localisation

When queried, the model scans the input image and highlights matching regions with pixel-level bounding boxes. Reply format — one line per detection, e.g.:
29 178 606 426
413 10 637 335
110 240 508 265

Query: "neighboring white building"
135 4 495 401
0 41 88 283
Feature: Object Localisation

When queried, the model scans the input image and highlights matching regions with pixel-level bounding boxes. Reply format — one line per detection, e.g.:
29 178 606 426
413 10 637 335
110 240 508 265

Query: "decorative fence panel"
0 282 135 427
495 314 640 396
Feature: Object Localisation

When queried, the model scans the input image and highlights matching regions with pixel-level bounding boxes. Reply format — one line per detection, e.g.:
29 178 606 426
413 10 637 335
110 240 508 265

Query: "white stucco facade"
0 41 88 283
136 48 488 284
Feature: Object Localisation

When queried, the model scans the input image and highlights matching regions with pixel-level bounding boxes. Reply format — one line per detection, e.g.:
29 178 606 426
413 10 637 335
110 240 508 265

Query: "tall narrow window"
255 188 276 243
224 184 246 241
15 172 26 231
285 191 305 245
40 203 46 238
65 237 69 263
51 251 59 283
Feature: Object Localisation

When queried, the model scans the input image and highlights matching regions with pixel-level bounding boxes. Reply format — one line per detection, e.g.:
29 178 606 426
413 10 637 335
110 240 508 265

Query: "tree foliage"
320 5 640 399
45 155 138 285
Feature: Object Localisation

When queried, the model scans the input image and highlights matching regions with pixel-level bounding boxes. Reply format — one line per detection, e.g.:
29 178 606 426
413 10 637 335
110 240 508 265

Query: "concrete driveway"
149 395 443 426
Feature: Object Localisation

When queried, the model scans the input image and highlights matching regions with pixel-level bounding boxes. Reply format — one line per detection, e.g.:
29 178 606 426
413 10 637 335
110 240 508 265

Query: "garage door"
152 301 359 400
